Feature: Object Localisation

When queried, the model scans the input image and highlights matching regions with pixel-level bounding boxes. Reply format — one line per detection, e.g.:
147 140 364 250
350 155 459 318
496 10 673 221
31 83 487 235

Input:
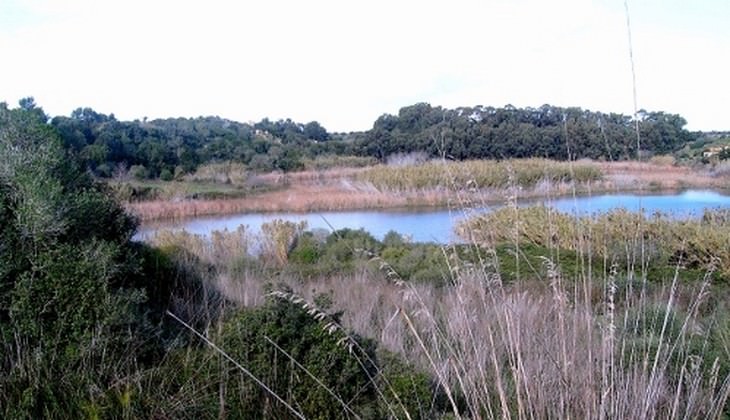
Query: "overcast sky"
1 0 728 132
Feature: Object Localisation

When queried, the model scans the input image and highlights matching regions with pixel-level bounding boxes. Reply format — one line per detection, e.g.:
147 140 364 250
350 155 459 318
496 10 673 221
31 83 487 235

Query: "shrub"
130 164 149 180
95 162 112 177
248 153 274 173
0 101 163 418
216 293 380 419
159 168 173 181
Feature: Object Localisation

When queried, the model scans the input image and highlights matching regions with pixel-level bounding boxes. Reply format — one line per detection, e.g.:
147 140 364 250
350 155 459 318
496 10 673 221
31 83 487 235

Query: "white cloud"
1 0 727 131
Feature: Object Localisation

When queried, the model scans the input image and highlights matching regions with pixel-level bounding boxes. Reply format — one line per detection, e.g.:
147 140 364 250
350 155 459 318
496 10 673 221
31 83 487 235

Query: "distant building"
703 145 730 158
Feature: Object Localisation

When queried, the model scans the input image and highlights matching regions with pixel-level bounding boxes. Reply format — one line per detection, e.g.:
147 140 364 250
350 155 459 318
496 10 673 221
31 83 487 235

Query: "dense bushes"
285 228 459 285
0 100 163 417
215 293 380 418
50 108 349 178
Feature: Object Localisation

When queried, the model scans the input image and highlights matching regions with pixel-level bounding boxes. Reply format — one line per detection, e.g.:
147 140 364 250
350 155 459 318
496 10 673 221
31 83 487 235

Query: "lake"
135 190 730 244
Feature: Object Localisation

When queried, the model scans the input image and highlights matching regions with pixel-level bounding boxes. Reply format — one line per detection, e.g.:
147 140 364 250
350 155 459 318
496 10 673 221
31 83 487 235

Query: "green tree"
0 100 154 417
303 120 330 141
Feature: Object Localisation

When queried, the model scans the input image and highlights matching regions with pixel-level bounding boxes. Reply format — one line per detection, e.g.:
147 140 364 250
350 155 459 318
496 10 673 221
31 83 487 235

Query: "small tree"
130 164 149 180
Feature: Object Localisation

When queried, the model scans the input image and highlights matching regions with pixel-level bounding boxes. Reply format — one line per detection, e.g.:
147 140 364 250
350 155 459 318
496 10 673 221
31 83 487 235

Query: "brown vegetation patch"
128 183 450 221
600 161 721 190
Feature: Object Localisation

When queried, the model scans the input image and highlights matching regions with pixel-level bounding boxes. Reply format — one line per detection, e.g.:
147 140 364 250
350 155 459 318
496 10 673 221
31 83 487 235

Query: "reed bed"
128 159 605 221
125 159 729 221
128 184 452 221
600 161 722 190
358 158 603 191
458 206 730 279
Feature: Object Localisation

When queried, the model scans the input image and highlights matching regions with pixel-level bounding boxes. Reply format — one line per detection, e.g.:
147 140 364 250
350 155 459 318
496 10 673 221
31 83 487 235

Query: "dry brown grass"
128 181 605 221
255 167 368 184
128 183 451 221
600 161 721 190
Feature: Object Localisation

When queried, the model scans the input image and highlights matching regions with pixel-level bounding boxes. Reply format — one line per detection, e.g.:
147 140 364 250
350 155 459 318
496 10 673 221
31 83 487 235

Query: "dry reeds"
458 206 730 279
127 184 452 221
358 158 603 191
600 161 721 190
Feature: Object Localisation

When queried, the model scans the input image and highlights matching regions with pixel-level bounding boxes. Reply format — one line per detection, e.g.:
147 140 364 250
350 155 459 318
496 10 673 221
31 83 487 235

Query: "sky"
1 0 728 132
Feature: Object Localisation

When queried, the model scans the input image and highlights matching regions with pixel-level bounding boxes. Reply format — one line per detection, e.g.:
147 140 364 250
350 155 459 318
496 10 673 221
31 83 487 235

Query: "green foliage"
288 232 322 265
10 242 119 343
50 111 345 179
216 294 379 419
360 103 695 161
159 168 173 181
378 350 452 419
0 99 167 418
45 101 697 180
286 228 460 285
129 164 149 180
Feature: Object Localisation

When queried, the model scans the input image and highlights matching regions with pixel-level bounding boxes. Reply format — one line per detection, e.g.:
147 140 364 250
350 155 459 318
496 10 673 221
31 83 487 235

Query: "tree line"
50 104 349 179
12 98 699 179
362 103 695 161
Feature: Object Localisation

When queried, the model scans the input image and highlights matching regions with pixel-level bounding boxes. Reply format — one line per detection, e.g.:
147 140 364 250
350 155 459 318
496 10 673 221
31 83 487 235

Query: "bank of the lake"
136 189 730 243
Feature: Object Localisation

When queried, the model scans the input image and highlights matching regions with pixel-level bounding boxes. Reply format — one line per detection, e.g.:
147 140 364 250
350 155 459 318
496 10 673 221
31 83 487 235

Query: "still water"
136 190 730 244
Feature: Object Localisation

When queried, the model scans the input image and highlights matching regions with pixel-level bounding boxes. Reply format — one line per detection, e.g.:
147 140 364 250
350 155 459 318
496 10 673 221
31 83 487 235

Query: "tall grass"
125 158 727 221
457 206 730 279
129 184 451 221
358 158 603 191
